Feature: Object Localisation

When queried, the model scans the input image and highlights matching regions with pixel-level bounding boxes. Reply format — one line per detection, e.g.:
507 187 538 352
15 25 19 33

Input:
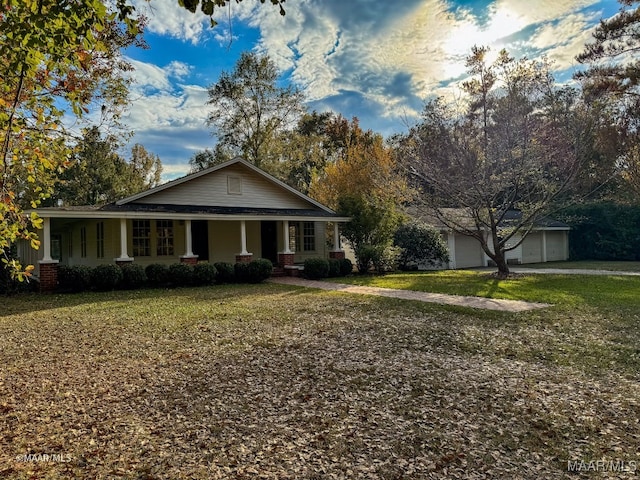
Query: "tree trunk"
493 251 510 279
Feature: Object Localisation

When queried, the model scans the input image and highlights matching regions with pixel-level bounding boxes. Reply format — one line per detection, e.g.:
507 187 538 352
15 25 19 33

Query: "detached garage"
421 210 570 269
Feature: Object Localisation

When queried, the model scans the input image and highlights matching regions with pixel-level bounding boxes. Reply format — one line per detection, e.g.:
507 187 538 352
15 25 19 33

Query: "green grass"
1 277 639 479
335 269 640 310
519 260 640 272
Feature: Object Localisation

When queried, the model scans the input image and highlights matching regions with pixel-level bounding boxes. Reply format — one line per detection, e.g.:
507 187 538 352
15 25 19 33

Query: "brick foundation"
38 261 59 293
180 255 198 265
235 254 253 263
329 250 345 260
277 252 295 267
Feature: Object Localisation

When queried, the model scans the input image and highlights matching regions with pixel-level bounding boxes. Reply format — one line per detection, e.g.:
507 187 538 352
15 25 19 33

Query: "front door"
261 221 278 264
191 220 209 261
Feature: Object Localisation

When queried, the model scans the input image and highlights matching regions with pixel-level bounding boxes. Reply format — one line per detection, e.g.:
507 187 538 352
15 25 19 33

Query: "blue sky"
106 0 621 181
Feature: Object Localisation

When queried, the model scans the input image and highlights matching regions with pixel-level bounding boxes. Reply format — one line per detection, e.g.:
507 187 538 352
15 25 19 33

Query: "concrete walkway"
269 277 550 312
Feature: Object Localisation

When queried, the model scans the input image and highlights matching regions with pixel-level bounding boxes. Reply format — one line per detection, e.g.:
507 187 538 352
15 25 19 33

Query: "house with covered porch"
22 157 349 291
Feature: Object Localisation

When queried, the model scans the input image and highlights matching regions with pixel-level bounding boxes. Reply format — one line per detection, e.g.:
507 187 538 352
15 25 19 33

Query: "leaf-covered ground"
1 282 639 479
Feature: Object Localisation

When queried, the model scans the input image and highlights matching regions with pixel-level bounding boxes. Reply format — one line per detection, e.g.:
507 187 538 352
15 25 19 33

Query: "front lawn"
1 276 638 479
519 260 640 272
336 269 639 310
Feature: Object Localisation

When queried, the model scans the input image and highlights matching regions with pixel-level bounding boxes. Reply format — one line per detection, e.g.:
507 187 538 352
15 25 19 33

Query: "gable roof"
116 156 334 214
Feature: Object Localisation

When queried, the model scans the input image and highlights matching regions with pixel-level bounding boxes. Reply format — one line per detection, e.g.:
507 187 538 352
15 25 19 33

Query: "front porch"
29 216 347 292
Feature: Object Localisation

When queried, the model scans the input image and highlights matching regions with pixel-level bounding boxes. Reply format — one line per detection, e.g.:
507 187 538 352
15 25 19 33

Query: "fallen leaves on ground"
0 285 638 479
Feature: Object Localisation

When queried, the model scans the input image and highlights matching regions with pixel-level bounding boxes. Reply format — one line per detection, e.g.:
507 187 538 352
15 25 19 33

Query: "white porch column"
180 219 198 263
282 220 292 253
184 219 194 257
41 216 53 262
541 231 548 263
115 218 133 262
239 220 250 255
331 222 342 252
447 231 456 269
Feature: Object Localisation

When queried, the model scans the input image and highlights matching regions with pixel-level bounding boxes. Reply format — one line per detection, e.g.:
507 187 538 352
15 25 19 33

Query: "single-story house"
415 208 570 269
20 157 350 291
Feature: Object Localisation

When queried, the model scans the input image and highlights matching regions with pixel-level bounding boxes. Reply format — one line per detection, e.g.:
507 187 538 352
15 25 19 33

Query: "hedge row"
303 258 353 280
57 259 273 293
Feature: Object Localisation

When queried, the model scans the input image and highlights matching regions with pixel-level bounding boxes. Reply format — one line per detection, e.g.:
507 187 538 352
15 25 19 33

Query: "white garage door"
522 233 543 264
455 235 484 268
546 232 567 261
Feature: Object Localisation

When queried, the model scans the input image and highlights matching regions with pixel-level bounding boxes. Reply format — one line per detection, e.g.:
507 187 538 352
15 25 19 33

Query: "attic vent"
227 175 242 195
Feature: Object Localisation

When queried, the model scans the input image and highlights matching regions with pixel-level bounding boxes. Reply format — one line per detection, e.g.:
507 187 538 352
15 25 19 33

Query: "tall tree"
309 117 410 272
127 143 163 193
206 51 306 168
0 0 141 278
267 111 336 194
188 144 233 173
576 0 640 198
54 127 162 206
398 47 581 277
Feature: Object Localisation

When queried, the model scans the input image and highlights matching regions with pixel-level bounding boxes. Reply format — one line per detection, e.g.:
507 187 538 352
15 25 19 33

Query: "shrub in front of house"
234 262 250 283
169 263 194 287
355 244 400 274
193 263 217 286
234 258 272 284
91 264 123 291
120 264 147 290
248 258 273 283
57 265 93 292
145 263 170 287
339 258 353 276
214 262 235 284
393 221 450 270
303 258 330 279
327 258 341 277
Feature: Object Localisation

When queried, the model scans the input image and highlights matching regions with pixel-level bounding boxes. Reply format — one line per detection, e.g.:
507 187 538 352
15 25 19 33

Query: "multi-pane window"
290 222 316 252
132 220 151 257
80 227 87 258
303 222 316 251
96 222 105 258
156 220 174 256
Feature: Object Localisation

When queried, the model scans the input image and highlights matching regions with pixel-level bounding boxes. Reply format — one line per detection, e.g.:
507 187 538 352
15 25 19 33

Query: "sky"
106 0 622 181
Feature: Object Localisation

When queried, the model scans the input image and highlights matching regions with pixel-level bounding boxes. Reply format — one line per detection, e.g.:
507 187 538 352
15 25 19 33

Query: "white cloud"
132 0 208 44
116 0 618 173
495 0 599 25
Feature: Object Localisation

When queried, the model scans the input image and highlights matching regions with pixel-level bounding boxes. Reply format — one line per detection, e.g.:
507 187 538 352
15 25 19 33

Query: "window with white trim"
132 220 151 257
156 220 174 256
